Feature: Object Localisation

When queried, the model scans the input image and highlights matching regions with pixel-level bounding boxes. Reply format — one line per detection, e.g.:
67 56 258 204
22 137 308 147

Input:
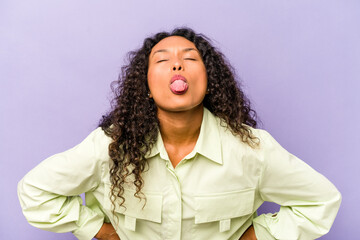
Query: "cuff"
72 205 104 240
252 213 277 240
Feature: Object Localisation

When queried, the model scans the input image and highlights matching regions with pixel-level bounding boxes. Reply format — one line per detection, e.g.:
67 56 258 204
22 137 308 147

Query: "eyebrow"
151 47 199 58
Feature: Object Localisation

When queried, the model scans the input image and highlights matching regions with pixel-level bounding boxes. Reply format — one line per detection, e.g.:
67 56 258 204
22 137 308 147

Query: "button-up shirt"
18 107 341 240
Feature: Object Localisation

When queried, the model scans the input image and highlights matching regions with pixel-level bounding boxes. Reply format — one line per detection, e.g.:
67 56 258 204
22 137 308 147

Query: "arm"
17 127 111 239
239 225 257 240
95 223 120 240
252 130 341 240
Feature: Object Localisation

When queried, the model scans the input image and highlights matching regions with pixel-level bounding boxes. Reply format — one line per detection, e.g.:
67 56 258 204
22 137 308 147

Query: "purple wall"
1 0 359 239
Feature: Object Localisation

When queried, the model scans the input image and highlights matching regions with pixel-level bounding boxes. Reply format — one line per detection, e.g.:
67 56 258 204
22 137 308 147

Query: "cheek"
196 66 208 90
147 66 156 83
148 66 169 83
147 67 160 90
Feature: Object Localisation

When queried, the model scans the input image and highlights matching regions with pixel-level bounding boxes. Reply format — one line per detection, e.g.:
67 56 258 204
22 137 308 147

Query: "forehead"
151 36 197 53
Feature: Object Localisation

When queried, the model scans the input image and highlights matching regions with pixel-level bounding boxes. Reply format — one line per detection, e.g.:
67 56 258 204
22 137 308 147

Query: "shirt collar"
145 107 223 165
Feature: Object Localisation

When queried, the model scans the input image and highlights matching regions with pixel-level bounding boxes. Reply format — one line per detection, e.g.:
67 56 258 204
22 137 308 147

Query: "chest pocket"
103 182 163 232
194 188 255 232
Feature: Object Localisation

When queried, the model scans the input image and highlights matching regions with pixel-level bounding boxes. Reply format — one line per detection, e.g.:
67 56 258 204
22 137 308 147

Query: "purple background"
1 0 359 239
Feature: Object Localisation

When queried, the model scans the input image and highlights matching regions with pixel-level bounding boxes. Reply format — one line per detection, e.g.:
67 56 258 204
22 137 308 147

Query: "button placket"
165 161 183 240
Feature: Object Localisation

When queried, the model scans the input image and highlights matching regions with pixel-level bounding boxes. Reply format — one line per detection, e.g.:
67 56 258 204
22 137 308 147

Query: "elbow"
17 177 41 217
332 188 342 215
321 187 342 234
329 185 342 214
17 178 26 209
17 178 34 225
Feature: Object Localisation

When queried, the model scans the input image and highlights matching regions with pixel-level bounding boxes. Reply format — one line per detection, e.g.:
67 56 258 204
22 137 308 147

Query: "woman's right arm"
95 223 120 240
18 127 112 240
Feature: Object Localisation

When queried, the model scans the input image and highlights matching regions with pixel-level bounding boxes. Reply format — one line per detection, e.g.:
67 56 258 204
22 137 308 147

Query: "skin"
95 36 257 240
95 223 120 240
147 36 208 168
240 225 257 240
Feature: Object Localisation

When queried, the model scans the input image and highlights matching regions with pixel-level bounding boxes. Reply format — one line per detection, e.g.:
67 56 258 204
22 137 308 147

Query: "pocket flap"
104 183 162 223
194 188 255 224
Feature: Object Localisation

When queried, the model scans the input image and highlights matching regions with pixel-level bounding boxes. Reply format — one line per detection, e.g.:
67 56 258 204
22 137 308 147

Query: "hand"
95 223 120 240
239 225 257 240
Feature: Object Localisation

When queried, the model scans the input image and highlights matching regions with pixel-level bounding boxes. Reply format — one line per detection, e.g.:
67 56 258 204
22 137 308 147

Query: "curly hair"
99 27 258 212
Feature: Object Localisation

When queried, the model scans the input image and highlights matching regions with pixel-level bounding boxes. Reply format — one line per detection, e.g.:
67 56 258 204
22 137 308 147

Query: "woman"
18 28 341 240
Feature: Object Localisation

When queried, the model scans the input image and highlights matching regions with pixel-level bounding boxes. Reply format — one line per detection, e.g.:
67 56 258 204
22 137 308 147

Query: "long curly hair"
99 27 258 211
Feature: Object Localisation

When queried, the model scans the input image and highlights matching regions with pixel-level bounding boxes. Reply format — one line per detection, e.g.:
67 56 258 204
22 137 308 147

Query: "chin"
157 102 204 113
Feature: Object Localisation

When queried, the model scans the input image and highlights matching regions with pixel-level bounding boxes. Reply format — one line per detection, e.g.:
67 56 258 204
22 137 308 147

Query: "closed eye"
156 59 168 63
184 58 196 61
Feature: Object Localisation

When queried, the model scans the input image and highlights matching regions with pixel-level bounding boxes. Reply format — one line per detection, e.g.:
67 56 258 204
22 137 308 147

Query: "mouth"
170 74 188 95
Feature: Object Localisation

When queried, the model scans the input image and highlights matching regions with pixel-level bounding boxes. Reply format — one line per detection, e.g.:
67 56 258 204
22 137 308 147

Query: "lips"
170 74 188 95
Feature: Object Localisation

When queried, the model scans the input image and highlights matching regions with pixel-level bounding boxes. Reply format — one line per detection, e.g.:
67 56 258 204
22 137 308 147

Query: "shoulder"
72 127 113 163
215 120 279 156
89 127 113 145
204 108 280 155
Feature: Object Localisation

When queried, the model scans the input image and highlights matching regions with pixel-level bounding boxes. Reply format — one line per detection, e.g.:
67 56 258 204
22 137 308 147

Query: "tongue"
170 80 188 92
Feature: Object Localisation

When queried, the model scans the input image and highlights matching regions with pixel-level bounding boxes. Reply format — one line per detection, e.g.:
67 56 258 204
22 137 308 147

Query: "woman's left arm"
17 128 111 239
252 130 341 240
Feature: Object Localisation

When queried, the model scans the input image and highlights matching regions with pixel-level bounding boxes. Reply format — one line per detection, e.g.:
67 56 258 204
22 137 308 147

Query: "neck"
157 104 204 146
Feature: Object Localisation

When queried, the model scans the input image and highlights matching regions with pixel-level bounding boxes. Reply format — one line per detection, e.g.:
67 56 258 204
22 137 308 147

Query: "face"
147 36 207 113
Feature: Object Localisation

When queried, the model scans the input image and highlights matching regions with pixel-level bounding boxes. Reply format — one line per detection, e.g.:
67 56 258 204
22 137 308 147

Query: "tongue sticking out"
170 80 188 94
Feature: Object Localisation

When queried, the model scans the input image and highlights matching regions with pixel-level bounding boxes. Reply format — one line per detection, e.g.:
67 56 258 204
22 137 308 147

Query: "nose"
172 59 183 71
173 65 182 71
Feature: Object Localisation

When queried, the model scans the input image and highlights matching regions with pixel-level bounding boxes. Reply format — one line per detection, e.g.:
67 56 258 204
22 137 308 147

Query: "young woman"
18 28 341 240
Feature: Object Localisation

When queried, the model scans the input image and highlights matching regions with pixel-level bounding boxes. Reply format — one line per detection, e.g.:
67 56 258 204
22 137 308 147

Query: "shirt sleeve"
252 130 341 240
17 127 111 240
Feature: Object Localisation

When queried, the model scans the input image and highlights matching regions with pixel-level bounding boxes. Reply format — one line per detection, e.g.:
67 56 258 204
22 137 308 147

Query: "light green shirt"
18 108 341 240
